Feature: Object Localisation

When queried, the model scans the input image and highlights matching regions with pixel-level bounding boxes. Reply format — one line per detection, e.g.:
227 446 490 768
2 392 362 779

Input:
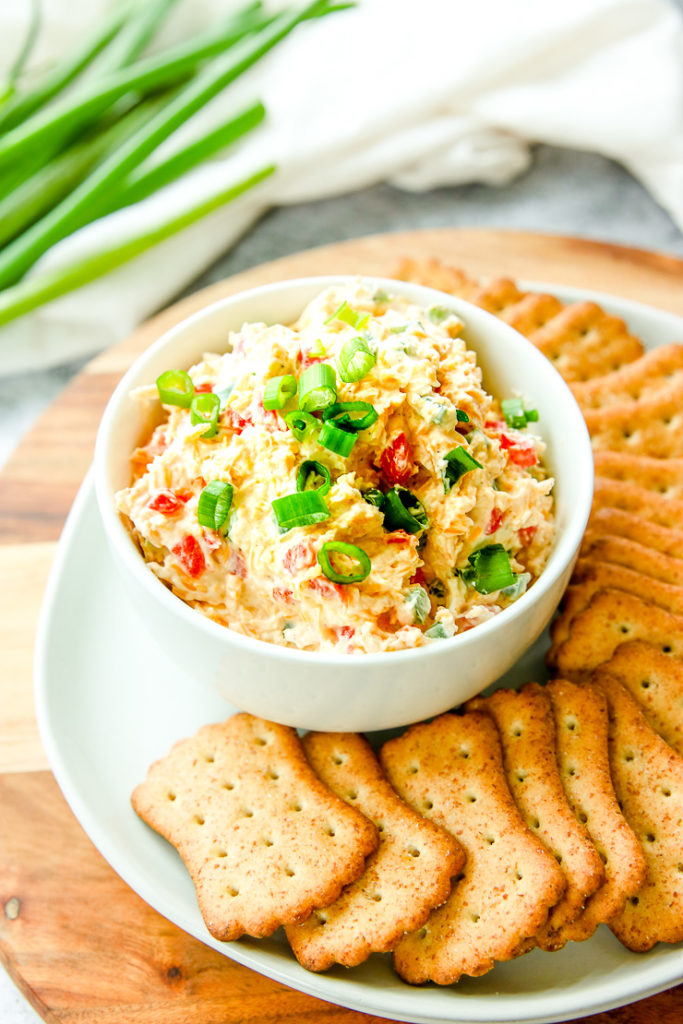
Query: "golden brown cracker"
598 642 683 758
592 477 683 530
131 714 378 942
593 450 683 496
582 507 683 560
581 536 683 588
571 344 683 411
394 258 643 382
467 683 603 949
285 732 463 971
550 564 683 653
545 679 646 943
552 590 683 681
380 712 565 984
584 379 683 456
595 673 683 950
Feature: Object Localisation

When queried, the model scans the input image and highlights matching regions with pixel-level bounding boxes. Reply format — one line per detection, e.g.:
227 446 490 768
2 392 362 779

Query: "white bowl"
94 275 592 732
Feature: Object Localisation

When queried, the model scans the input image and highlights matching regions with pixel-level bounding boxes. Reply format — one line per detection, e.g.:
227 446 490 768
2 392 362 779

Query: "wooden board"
2 228 683 1023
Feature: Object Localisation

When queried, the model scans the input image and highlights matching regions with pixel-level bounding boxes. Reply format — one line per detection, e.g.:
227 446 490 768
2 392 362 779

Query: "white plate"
35 284 683 1024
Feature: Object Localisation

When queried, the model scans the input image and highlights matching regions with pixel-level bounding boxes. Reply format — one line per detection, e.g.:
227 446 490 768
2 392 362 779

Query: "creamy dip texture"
116 282 555 653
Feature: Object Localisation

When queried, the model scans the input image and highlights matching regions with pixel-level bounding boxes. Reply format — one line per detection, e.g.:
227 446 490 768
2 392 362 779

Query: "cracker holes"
284 866 296 877
406 846 421 858
515 771 526 783
253 735 269 746
194 815 205 826
640 679 651 689
346 790 358 802
241 808 254 819
332 754 345 766
266 769 280 781
530 817 541 830
367 892 382 902
515 870 523 881
677 864 683 873
408 764 420 775
619 624 631 635
661 787 672 798
599 851 608 865
646 833 656 844
222 781 235 791
555 853 563 865
325 825 337 837
630 896 640 906
315 911 328 926
215 849 227 859
460 748 470 759
567 767 577 777
227 887 240 898
290 801 303 812
511 727 523 738
204 754 215 763
471 913 481 923
578 812 588 824
167 791 176 802
417 927 428 940
662 645 673 654
423 799 434 811
565 717 578 732
263 837 274 847
624 751 636 763
466 793 478 803
484 835 496 846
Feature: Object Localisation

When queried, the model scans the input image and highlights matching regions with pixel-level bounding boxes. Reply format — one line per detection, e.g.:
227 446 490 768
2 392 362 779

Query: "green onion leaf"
428 306 450 323
461 544 515 594
318 541 371 584
456 409 470 423
502 397 538 429
443 445 483 492
322 401 378 432
338 336 376 382
501 572 532 599
190 391 220 437
263 374 297 410
362 487 385 509
285 409 319 442
197 480 233 532
272 490 330 531
296 459 331 497
382 487 429 535
325 300 370 330
372 288 390 303
157 368 194 408
425 621 454 639
405 585 430 624
318 421 357 457
298 362 337 413
308 338 327 358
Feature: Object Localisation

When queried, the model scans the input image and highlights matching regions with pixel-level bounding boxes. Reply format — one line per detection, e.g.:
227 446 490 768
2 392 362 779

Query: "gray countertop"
2 143 683 1022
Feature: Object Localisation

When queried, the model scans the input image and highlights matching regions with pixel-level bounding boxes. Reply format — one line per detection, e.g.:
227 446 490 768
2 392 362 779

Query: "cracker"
582 507 683 560
380 712 565 984
467 683 603 949
598 642 683 758
571 344 683 411
131 714 378 941
592 478 683 530
552 590 683 680
584 379 683 456
550 564 683 653
285 732 463 971
545 678 646 942
595 673 683 950
581 536 683 588
593 450 683 497
394 258 643 382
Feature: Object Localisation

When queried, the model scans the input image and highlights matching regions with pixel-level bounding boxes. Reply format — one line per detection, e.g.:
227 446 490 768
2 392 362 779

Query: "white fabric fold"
0 0 681 374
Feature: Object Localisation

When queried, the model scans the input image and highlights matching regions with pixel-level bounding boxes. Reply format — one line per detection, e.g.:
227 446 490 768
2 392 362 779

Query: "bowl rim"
94 273 593 666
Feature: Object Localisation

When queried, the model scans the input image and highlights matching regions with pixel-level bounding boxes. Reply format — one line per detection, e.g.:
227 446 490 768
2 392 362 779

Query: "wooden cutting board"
2 228 683 1024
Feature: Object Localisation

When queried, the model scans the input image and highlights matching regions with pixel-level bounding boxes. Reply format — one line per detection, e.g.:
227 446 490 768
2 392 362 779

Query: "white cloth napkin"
1 0 682 374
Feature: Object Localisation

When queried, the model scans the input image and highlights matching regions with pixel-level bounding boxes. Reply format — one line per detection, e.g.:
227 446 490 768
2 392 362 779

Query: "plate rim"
34 281 683 1024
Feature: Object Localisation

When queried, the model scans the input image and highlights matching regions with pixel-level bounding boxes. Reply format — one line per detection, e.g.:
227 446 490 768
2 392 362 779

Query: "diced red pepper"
172 534 205 578
298 348 323 370
227 548 247 579
379 432 414 486
273 587 294 603
223 408 250 434
175 488 194 503
498 432 538 468
308 577 344 599
201 529 223 551
410 567 426 586
149 490 182 515
337 625 355 640
194 382 213 394
485 508 504 535
519 525 538 546
283 541 316 574
386 530 412 545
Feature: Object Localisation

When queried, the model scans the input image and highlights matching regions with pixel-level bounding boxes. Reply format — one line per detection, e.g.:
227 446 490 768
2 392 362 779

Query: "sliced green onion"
319 421 357 457
325 300 370 330
425 621 455 639
456 409 470 423
285 409 319 442
296 460 331 497
263 374 297 410
338 336 376 382
157 369 194 407
405 585 430 624
197 480 233 532
389 324 407 334
322 401 378 432
372 289 390 303
308 338 327 358
298 363 337 413
272 490 330 531
501 572 532 599
428 305 450 323
190 391 220 437
502 397 538 429
318 541 371 584
382 487 429 535
362 488 385 509
461 544 515 594
443 446 483 492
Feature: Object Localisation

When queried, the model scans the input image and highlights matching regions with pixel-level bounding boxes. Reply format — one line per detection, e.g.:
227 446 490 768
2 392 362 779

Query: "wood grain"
2 229 683 1023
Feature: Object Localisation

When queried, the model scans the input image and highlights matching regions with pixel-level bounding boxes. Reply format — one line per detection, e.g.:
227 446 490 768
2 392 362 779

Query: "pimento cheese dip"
116 282 554 653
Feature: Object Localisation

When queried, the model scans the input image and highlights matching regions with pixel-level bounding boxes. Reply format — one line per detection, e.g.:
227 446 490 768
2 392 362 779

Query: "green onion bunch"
0 0 344 329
